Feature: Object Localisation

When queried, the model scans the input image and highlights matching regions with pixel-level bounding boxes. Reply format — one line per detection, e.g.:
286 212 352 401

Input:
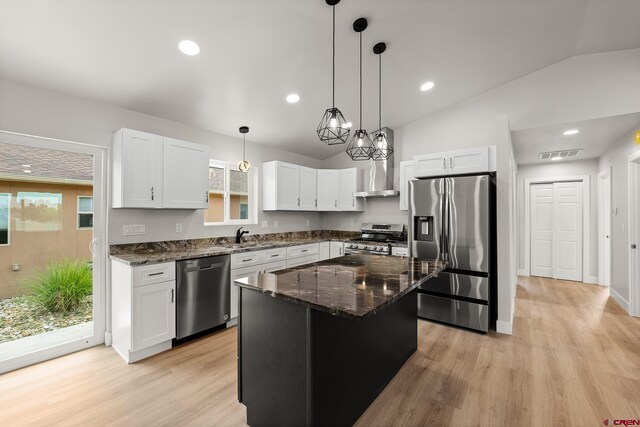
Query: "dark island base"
238 287 418 427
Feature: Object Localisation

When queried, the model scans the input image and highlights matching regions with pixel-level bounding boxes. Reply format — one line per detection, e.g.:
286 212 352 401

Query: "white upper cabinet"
299 166 318 211
317 169 339 211
413 146 495 179
399 160 415 211
162 137 210 209
113 129 163 208
112 128 210 209
337 168 363 211
262 161 303 211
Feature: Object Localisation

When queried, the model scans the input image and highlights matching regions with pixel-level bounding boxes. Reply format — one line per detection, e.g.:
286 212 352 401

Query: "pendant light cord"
359 31 362 130
243 134 246 161
378 53 382 132
332 5 335 108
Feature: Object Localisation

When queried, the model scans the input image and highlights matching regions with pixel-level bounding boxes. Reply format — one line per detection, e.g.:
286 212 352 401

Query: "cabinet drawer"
262 260 287 273
231 252 262 269
286 254 319 268
261 247 286 263
132 262 176 287
286 243 319 259
391 247 409 257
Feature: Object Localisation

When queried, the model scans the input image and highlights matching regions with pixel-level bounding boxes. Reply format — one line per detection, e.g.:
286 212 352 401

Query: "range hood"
354 127 399 198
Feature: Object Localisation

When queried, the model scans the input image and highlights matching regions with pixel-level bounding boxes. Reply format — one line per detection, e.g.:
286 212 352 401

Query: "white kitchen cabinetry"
399 160 416 211
111 260 176 363
262 161 319 211
330 241 344 258
230 264 260 321
319 242 330 260
413 146 496 179
162 137 210 209
338 168 364 211
299 166 318 211
112 129 163 208
317 169 339 211
112 128 210 209
391 246 409 257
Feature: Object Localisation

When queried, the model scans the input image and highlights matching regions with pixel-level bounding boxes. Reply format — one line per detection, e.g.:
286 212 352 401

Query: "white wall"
516 159 600 281
598 125 640 305
0 78 325 244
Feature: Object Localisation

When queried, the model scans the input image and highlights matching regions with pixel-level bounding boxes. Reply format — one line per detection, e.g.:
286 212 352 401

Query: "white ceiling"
1 0 639 160
512 112 640 165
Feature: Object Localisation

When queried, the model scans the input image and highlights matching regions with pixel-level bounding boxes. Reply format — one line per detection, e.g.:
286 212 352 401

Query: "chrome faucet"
235 227 250 244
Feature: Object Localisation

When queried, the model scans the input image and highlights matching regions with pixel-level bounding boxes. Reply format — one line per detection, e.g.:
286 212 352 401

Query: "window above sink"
205 160 257 227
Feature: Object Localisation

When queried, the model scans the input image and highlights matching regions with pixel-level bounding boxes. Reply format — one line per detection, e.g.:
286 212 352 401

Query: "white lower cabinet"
229 264 260 322
330 241 344 258
319 242 330 260
111 260 176 363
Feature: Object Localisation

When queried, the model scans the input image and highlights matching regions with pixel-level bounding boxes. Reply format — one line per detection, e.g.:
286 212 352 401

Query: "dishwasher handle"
183 262 226 273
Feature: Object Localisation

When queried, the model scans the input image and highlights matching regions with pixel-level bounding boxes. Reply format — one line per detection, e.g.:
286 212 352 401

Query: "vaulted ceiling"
1 0 638 159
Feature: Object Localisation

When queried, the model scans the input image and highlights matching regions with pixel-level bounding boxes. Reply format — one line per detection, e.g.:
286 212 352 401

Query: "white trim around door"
597 168 612 287
628 151 640 317
523 175 592 283
0 130 109 374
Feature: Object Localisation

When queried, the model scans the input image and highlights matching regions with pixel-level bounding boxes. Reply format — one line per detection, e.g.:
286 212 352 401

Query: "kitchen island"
235 254 444 427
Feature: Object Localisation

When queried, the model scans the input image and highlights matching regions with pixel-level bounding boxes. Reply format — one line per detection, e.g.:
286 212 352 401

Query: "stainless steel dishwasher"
176 255 230 340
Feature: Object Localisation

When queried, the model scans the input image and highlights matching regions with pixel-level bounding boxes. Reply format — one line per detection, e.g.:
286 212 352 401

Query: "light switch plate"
274 220 279 229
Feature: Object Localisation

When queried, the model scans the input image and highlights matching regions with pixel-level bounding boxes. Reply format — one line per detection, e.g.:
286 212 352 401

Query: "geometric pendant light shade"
346 17 375 161
371 42 393 160
317 0 350 145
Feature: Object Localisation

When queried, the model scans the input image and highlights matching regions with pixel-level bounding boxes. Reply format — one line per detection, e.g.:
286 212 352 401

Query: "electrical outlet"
176 223 183 233
123 224 145 235
306 219 310 226
274 220 279 229
262 220 268 228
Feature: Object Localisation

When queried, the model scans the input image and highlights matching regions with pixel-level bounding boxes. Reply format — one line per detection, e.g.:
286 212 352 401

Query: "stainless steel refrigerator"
409 174 496 332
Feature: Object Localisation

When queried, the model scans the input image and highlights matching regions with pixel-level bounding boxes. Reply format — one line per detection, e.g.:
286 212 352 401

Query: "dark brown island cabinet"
235 253 445 427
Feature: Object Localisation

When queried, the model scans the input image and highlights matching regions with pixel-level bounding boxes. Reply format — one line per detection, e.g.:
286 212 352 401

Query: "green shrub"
30 259 92 313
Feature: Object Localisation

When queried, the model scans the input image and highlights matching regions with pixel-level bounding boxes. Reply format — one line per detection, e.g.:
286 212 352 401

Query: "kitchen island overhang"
235 254 445 427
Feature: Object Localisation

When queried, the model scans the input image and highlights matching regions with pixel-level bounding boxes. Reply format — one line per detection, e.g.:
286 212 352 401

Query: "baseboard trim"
610 288 630 313
496 320 513 335
585 275 600 285
517 269 528 277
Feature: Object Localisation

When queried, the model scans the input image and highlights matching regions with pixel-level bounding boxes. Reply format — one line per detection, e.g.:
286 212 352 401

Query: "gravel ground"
0 295 92 343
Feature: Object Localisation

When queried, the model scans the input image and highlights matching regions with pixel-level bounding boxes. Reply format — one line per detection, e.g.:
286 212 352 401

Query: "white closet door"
553 182 583 281
531 184 554 278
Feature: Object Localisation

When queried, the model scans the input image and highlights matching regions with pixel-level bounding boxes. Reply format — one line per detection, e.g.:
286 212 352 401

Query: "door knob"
632 244 637 249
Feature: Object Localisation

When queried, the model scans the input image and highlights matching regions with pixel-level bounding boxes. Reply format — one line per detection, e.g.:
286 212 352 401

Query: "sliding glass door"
0 131 106 373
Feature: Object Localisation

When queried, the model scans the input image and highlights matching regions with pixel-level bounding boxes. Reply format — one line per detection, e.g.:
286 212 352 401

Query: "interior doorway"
0 131 107 374
524 175 591 282
598 169 612 287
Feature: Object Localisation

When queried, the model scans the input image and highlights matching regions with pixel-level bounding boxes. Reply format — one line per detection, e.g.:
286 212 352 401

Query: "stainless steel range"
344 223 405 255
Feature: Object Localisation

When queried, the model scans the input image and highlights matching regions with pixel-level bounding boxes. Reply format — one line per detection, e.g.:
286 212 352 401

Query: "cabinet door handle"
298 197 300 206
148 272 164 277
443 158 446 169
170 289 174 303
301 249 308 253
206 192 209 203
315 199 317 208
450 157 453 168
334 200 337 208
151 186 154 201
352 197 355 207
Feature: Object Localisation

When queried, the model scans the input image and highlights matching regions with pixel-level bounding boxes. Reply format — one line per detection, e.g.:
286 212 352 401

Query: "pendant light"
346 17 374 161
238 126 251 172
317 0 350 145
371 42 393 160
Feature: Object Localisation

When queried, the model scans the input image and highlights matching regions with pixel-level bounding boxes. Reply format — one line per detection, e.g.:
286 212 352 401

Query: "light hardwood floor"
1 276 639 426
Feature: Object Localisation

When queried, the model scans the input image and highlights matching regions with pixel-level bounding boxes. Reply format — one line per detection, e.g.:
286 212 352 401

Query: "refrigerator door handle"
440 178 449 261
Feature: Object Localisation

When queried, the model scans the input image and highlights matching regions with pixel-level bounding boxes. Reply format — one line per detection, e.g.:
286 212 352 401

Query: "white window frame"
205 160 257 226
77 195 93 230
0 192 10 246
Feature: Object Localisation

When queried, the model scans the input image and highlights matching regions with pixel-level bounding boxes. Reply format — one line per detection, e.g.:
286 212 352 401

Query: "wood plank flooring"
1 276 639 426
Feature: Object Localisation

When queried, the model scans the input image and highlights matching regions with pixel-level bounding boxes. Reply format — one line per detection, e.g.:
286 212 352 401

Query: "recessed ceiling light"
286 94 300 103
21 164 31 168
178 40 200 56
23 170 31 173
562 129 579 136
420 81 435 92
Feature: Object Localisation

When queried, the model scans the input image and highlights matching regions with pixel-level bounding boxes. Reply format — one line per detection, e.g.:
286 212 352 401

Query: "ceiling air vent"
539 149 582 161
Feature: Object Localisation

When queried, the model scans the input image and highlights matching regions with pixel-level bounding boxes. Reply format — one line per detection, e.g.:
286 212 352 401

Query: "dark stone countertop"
109 237 350 266
235 254 445 320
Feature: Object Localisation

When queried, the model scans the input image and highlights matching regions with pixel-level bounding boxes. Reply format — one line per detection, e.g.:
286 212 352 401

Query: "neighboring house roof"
0 142 93 183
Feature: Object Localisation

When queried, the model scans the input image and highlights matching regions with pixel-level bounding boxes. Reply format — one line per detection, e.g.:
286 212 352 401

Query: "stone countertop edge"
109 238 353 266
235 257 446 321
